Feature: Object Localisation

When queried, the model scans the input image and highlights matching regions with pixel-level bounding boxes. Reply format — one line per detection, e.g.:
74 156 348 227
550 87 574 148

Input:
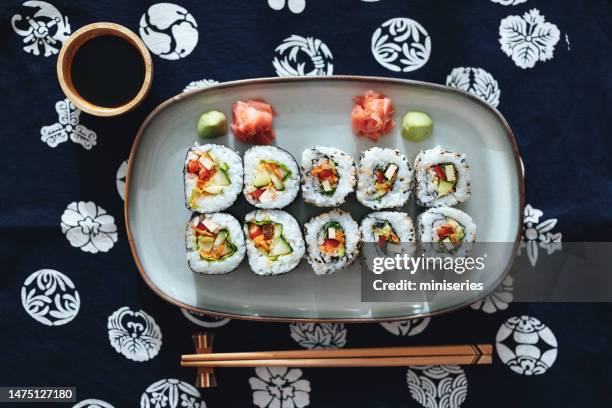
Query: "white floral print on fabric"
496 315 558 375
40 99 97 150
139 3 198 60
268 0 306 14
108 306 162 362
61 201 118 254
499 9 560 69
141 379 206 408
371 17 431 72
181 309 230 328
250 367 310 408
11 1 71 57
446 67 501 108
380 317 430 336
471 275 513 313
21 269 80 326
116 160 127 201
407 365 468 408
289 323 347 349
73 399 115 408
183 79 219 93
519 204 562 266
273 35 333 76
491 0 527 6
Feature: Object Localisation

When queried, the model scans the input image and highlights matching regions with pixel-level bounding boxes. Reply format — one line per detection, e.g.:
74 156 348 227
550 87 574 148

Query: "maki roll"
243 146 300 209
360 211 416 255
301 146 356 207
414 146 471 207
304 209 361 275
244 210 305 275
184 144 243 213
356 147 412 210
186 213 246 274
417 207 476 251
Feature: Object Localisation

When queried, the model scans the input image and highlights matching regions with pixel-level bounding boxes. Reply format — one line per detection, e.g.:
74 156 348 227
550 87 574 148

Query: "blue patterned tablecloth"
2 0 611 407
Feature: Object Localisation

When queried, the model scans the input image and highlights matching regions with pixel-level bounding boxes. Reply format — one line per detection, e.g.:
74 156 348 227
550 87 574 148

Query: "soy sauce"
71 35 145 108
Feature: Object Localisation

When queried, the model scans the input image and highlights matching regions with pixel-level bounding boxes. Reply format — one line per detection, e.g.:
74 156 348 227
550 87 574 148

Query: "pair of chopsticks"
181 344 493 368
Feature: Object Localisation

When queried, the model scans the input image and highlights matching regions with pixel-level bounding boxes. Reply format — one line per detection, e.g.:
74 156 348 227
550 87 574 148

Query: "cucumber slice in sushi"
269 237 292 257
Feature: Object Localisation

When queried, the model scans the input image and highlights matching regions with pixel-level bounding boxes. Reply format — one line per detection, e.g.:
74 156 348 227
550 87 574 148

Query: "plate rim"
124 75 525 323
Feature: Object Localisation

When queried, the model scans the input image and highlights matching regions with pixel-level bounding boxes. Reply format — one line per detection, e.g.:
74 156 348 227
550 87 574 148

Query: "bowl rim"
56 22 153 117
124 75 525 323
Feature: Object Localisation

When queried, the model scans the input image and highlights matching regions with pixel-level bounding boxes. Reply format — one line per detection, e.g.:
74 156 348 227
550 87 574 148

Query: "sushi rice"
304 209 361 275
356 147 412 210
186 213 246 274
243 146 300 209
414 146 471 207
244 210 305 275
184 144 243 213
301 146 356 207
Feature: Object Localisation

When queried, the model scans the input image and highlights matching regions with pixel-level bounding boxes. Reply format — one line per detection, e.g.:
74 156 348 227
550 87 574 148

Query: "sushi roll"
301 146 356 207
413 146 471 207
186 213 246 274
243 146 300 209
244 210 305 275
356 147 412 209
360 211 416 255
184 144 243 213
304 209 361 275
417 207 476 251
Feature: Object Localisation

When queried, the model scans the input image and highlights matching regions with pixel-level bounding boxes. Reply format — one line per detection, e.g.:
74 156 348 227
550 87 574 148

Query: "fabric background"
1 0 611 407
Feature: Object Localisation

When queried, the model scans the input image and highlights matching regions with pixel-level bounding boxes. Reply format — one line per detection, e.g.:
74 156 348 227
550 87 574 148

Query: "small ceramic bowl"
57 22 153 117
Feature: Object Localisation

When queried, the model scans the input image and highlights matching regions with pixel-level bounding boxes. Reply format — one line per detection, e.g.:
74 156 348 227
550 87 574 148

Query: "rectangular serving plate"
125 76 523 322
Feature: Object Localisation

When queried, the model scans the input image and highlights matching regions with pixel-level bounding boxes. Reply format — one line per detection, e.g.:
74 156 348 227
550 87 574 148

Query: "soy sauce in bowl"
71 35 145 108
57 23 152 117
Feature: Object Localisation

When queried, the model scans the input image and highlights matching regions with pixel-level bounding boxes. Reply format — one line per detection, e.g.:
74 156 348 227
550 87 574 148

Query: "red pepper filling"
251 188 266 200
433 164 446 180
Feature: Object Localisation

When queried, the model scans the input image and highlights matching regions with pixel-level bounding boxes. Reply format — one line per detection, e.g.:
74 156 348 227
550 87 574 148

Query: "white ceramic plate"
126 76 523 322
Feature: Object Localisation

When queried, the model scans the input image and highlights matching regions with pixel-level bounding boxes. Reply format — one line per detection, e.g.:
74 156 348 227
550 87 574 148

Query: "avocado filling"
435 218 465 251
193 217 237 261
372 163 398 199
249 161 292 204
187 150 230 205
247 221 293 259
319 222 346 257
372 220 401 248
431 163 457 197
311 159 339 196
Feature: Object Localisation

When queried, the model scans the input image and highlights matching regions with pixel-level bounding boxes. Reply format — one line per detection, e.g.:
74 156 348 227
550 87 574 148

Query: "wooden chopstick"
181 355 491 367
181 344 492 367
